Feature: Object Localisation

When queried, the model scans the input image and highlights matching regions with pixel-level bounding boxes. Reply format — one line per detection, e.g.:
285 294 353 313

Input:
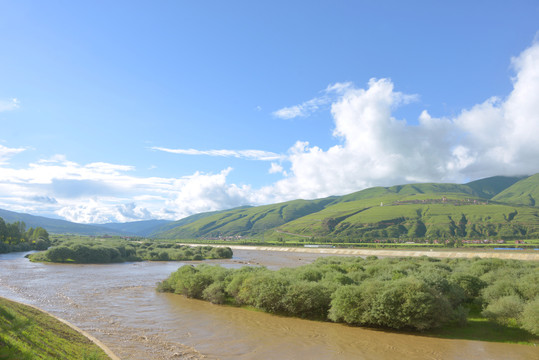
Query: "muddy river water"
1 250 537 359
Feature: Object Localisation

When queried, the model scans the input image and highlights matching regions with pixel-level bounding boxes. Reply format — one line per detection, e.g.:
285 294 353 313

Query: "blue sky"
1 1 538 223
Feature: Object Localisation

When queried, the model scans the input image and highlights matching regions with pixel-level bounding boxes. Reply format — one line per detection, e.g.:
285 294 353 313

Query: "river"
0 250 537 359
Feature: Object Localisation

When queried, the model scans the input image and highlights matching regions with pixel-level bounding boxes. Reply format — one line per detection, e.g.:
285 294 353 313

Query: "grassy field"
0 297 112 360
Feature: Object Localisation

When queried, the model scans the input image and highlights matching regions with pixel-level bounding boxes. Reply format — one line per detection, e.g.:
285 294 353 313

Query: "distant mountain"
0 208 123 235
151 174 539 240
99 219 173 237
492 174 539 207
0 209 171 236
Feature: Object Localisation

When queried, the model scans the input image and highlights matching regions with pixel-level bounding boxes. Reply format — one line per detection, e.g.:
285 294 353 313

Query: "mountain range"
1 174 538 240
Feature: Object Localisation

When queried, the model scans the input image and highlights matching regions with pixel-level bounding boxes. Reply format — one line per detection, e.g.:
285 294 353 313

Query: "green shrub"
520 297 539 335
482 295 525 325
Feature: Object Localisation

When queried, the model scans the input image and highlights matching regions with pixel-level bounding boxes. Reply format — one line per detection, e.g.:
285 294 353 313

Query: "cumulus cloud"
151 147 282 161
164 167 252 219
263 42 539 200
0 155 253 223
0 98 19 112
268 162 284 174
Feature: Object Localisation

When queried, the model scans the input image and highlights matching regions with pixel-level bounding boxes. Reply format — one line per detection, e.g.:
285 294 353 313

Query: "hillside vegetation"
493 174 539 207
154 198 335 239
153 175 539 242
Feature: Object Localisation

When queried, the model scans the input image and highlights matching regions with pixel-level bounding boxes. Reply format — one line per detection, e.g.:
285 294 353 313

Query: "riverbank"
182 244 539 261
0 296 119 360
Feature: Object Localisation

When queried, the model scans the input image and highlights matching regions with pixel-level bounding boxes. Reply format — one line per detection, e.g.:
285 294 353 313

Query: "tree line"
157 256 538 335
0 217 50 253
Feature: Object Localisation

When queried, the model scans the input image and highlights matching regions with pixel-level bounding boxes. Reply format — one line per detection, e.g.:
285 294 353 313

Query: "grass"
430 312 538 346
0 297 111 360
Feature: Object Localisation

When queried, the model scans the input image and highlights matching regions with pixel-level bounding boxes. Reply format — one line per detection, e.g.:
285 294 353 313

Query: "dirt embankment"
185 244 539 261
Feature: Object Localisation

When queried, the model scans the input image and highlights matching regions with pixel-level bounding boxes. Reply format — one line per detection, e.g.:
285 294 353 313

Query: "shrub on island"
29 241 232 263
158 256 539 334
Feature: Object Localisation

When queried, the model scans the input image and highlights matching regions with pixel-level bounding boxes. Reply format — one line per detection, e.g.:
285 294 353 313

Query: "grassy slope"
0 297 111 360
466 175 525 199
278 191 538 237
493 173 539 207
153 175 539 240
148 207 252 237
156 198 335 239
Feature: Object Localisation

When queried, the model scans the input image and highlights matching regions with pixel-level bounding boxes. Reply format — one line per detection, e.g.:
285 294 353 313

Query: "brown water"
1 250 537 360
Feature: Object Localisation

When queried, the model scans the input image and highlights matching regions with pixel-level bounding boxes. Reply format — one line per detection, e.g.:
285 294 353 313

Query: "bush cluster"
158 256 539 333
29 240 232 263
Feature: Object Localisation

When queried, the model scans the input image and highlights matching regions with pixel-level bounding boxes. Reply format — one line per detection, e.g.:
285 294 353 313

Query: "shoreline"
182 243 539 261
0 295 121 360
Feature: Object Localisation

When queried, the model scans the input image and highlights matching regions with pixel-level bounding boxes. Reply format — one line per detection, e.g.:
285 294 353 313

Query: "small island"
29 239 232 263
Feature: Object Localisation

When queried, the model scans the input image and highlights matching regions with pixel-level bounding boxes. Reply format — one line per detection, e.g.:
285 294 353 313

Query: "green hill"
148 207 252 237
153 175 539 241
155 198 335 239
492 174 539 207
466 175 525 199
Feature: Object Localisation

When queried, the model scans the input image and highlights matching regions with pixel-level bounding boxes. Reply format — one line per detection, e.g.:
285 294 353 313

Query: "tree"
0 218 6 243
32 227 49 241
6 223 21 244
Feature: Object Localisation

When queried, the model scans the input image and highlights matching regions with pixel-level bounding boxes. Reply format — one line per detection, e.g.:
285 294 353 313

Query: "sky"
1 1 539 224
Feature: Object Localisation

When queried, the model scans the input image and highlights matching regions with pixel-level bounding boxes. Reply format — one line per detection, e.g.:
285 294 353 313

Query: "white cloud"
0 155 253 223
0 98 19 112
164 167 253 219
272 97 327 119
57 200 153 224
272 82 355 119
0 144 25 165
268 162 284 174
151 147 282 161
